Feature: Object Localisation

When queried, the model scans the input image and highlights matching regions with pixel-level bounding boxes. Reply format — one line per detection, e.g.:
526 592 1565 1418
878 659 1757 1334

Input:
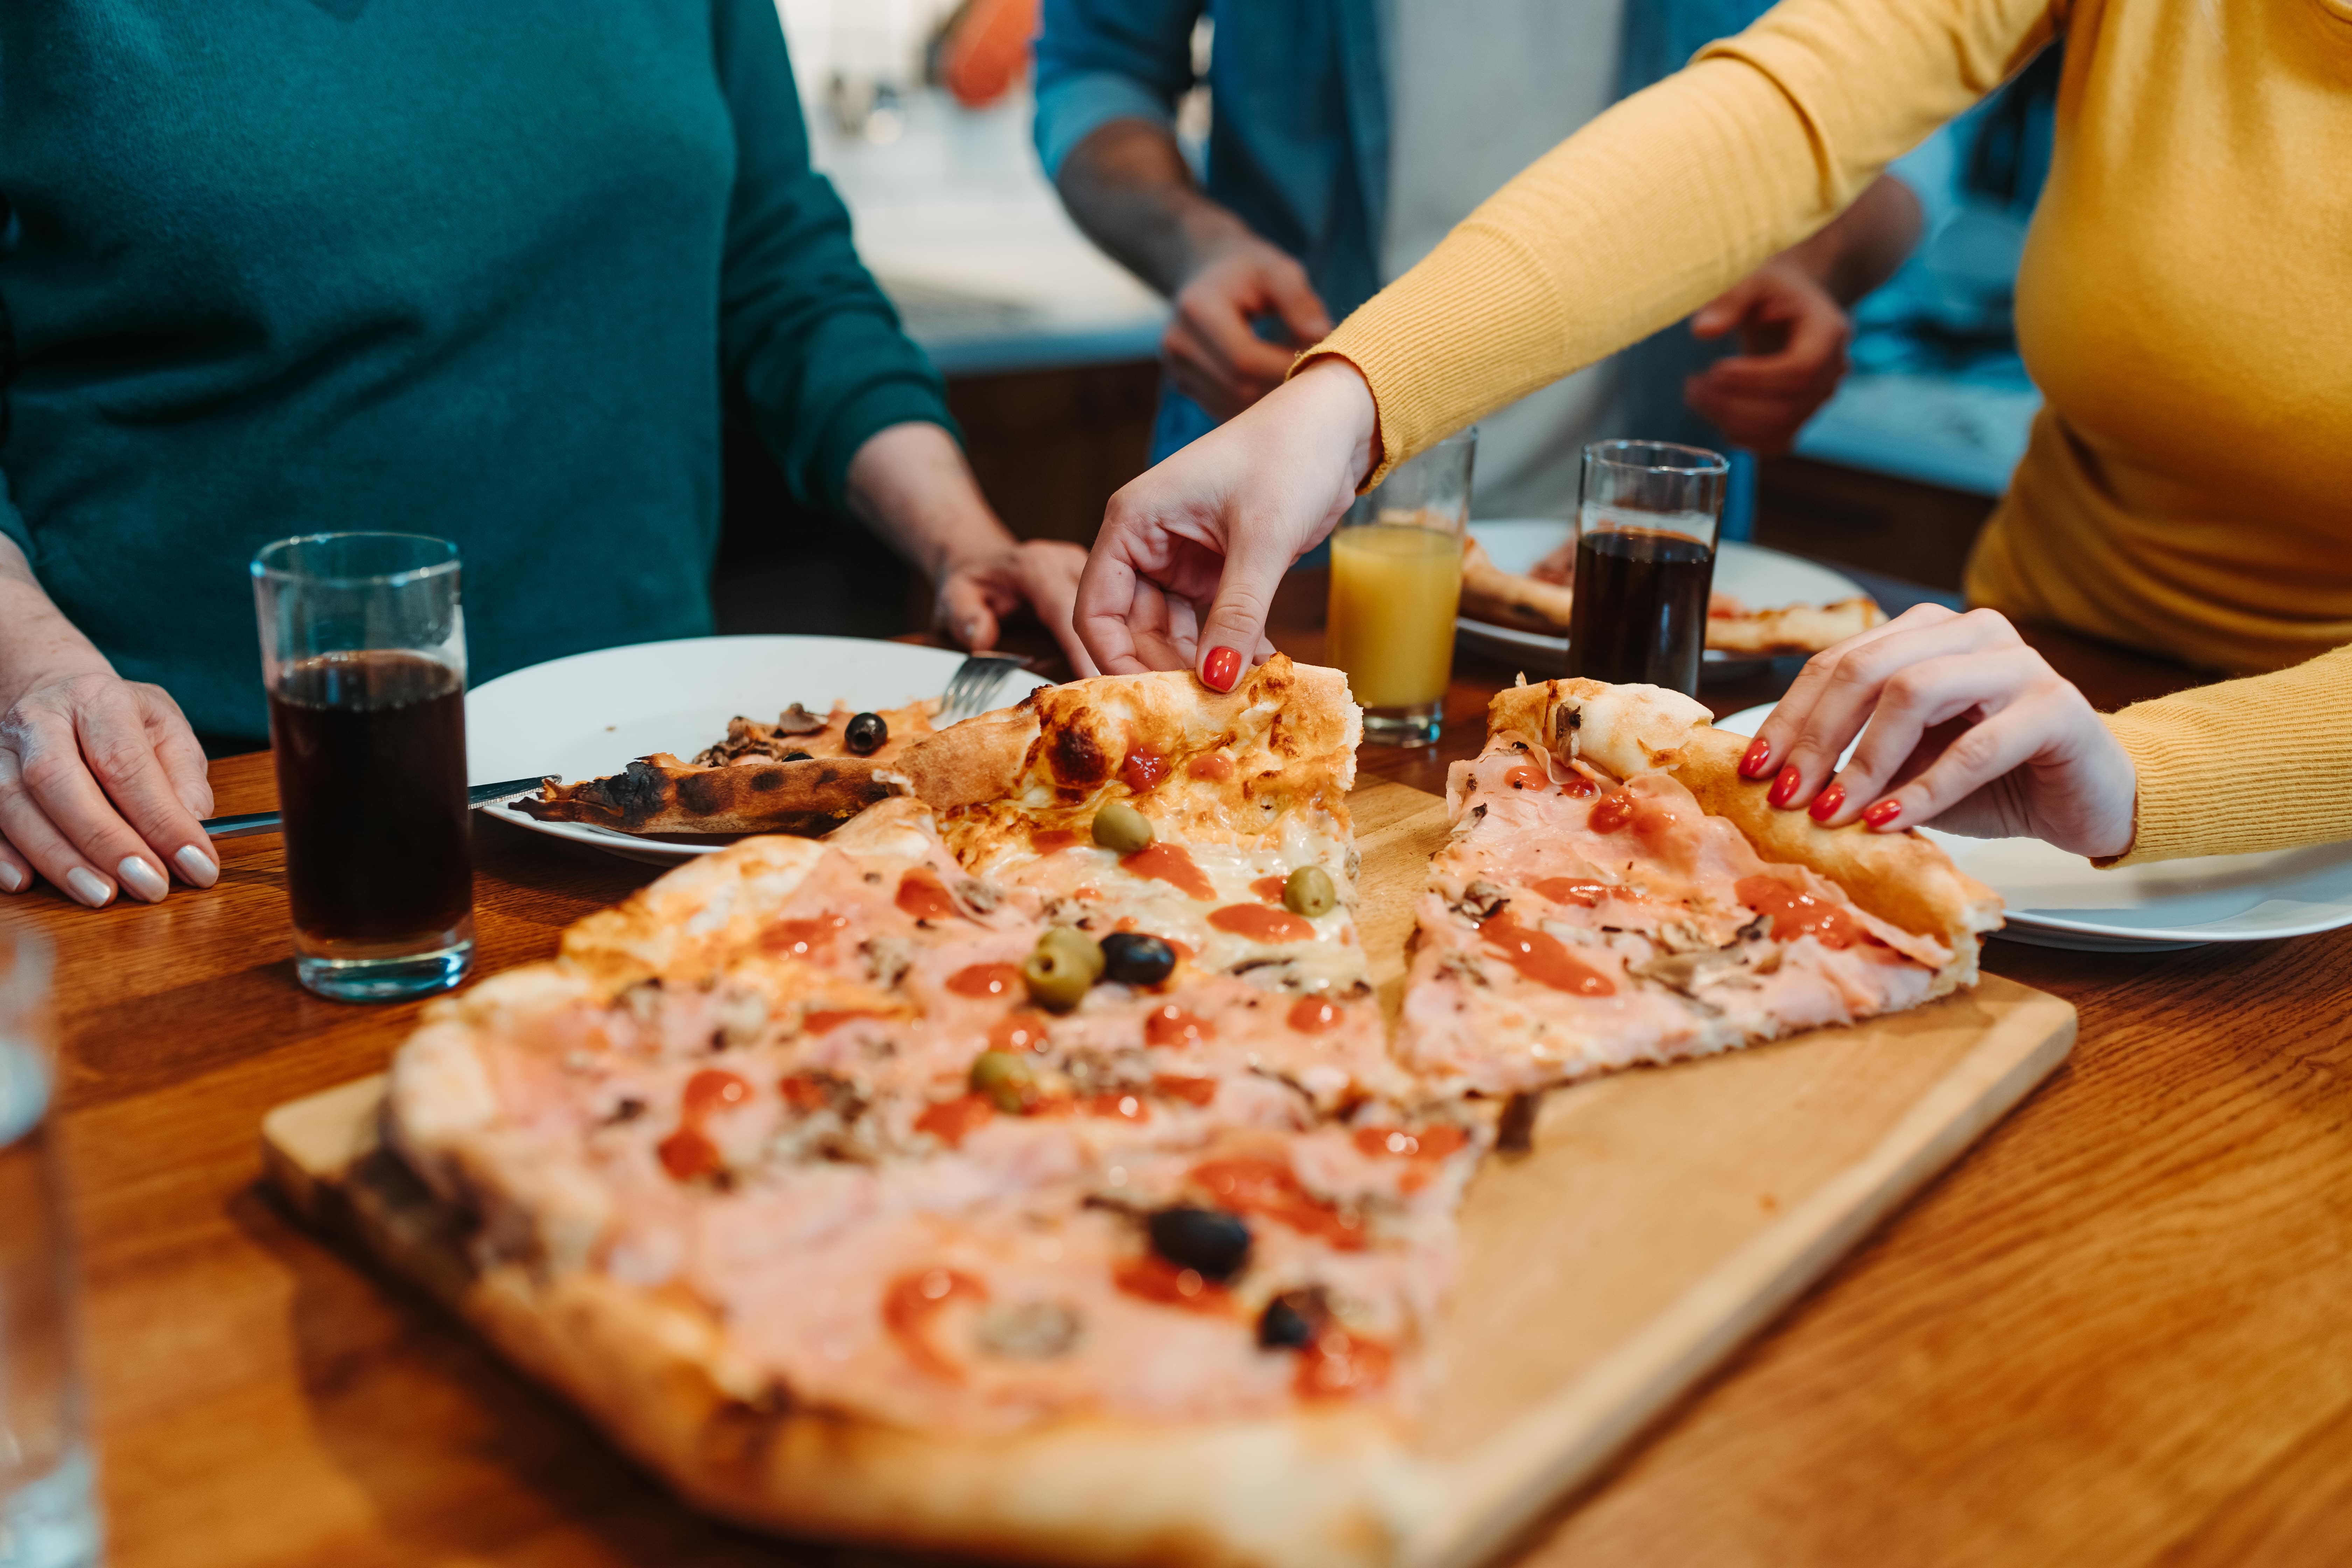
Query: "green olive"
1022 927 1105 1012
1283 865 1338 919
1092 800 1155 854
969 1050 1037 1113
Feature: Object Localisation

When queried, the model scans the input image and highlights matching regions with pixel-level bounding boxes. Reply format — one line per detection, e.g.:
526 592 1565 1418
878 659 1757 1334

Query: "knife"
197 776 549 840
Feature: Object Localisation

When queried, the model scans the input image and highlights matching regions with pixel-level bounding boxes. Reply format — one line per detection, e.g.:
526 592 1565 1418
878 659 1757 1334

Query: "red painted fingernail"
1808 783 1846 823
1768 765 1803 809
1201 645 1242 693
1863 798 1903 829
1739 738 1772 778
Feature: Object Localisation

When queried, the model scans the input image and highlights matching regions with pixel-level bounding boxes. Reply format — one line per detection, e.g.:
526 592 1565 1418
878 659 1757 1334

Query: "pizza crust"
452 1260 1427 1568
1489 679 2003 988
514 754 907 837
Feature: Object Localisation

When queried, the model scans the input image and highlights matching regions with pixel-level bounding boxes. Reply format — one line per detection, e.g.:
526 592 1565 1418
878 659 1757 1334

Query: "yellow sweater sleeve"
1308 0 2059 482
2100 645 2352 865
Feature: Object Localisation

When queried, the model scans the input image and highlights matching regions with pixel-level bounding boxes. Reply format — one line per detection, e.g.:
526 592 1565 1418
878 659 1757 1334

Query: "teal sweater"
0 0 952 739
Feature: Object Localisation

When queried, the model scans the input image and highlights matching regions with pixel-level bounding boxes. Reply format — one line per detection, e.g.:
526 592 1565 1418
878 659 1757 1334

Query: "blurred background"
721 0 2056 643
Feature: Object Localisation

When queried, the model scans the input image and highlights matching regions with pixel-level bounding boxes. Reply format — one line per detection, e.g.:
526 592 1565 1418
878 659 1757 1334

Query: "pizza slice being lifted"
1399 679 2003 1097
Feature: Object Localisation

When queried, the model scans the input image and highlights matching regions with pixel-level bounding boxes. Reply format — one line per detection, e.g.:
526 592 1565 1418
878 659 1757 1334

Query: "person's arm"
1683 173 1926 453
0 531 218 905
1054 120 1332 421
1312 0 2056 485
707 0 1088 666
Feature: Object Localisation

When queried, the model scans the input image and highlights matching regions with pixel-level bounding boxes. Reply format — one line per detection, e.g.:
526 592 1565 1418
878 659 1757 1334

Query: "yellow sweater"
1310 0 2352 863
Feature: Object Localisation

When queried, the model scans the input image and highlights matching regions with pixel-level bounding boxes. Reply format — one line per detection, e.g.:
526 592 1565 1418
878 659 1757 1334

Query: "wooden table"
13 590 2352 1568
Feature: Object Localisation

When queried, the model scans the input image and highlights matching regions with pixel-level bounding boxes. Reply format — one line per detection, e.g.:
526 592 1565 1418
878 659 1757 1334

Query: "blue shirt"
1034 0 1782 467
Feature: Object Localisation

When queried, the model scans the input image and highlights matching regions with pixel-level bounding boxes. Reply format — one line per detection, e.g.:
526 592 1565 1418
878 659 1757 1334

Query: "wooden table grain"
10 593 2350 1568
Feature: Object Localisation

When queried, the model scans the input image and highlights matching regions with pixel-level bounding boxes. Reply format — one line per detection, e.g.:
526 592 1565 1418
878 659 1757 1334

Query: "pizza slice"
512 699 937 837
897 654 1397 1107
1398 678 2003 1096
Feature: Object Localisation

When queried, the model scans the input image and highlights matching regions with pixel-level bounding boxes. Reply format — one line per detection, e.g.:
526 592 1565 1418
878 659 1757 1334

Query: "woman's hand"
0 564 219 905
934 538 1092 673
1738 604 2139 859
1076 358 1379 686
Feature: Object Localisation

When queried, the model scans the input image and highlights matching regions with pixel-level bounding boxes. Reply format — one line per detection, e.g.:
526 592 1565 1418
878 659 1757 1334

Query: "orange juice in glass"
1326 428 1475 744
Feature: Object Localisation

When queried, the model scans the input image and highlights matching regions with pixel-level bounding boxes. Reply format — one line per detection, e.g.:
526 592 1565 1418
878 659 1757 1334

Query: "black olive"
843 712 887 755
1256 1289 1328 1350
1147 1206 1251 1282
1098 931 1176 987
782 750 812 762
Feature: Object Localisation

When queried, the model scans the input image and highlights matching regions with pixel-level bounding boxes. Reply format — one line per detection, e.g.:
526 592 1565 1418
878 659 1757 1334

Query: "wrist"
0 579 112 701
1291 357 1381 489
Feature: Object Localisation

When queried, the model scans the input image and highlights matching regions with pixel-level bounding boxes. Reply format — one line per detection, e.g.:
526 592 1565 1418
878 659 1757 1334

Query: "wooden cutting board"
262 780 2075 1568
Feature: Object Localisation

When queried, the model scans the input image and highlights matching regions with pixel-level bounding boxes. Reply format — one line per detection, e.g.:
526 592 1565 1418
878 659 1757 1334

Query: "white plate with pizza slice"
1716 703 2352 950
1454 520 1875 677
467 635 1050 866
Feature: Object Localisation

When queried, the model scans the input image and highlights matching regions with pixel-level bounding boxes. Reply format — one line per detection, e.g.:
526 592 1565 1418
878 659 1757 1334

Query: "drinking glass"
1563 440 1730 696
252 534 474 1002
1325 428 1476 745
1 933 104 1568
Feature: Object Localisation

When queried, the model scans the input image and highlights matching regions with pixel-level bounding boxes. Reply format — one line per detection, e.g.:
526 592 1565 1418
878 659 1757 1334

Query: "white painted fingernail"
117 856 169 902
174 845 219 887
0 862 23 894
66 867 115 908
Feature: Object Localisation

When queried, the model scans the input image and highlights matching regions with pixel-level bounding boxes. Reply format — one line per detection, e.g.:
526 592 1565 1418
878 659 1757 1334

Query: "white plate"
1455 521 1870 679
1714 704 2352 949
467 636 1050 866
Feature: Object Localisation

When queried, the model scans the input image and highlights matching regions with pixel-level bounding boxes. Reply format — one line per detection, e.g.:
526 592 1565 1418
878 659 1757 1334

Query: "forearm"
2102 645 2352 865
842 422 1015 583
1776 174 1924 304
1308 0 2053 482
0 536 112 696
1054 118 1254 298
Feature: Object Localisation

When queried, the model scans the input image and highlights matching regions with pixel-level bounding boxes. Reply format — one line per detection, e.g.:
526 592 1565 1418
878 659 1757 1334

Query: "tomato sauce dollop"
1287 996 1344 1034
915 1094 995 1147
895 873 961 921
1119 842 1217 901
947 961 1022 999
1352 1124 1469 1161
1030 826 1081 853
1120 747 1171 794
1186 752 1236 782
1189 1157 1366 1250
1113 1254 1231 1312
681 1069 751 1119
987 1010 1052 1053
1250 873 1289 902
1209 903 1316 944
1152 1073 1219 1106
1479 912 1615 996
1144 1003 1214 1047
883 1268 989 1380
764 911 848 957
657 1127 722 1182
802 1007 890 1035
1502 765 1548 791
1586 790 1637 834
1734 875 1863 949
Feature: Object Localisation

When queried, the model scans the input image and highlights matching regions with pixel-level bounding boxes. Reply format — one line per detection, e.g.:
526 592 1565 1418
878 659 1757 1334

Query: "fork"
938 652 1032 725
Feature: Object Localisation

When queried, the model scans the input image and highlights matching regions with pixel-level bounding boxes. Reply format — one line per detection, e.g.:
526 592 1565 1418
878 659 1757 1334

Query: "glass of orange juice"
1326 428 1476 745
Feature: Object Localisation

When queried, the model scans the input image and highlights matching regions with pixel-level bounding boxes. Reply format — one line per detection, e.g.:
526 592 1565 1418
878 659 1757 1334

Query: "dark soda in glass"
269 650 472 951
1563 526 1716 695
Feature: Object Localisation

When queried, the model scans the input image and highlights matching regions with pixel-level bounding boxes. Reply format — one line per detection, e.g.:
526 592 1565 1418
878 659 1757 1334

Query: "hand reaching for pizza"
1739 604 2140 859
1077 359 1378 687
